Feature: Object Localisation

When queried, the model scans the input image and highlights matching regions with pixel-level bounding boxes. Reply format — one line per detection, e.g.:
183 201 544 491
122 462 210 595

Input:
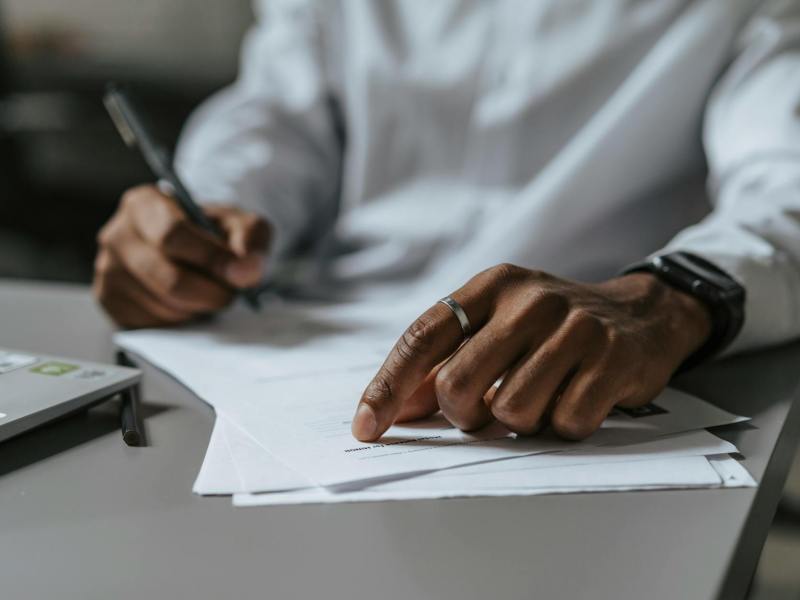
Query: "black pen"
103 82 262 310
116 351 145 447
120 385 143 447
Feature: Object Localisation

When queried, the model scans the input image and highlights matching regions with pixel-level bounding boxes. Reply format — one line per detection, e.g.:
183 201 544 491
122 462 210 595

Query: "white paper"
414 430 739 483
116 301 401 409
709 454 757 487
210 369 745 487
195 414 737 497
217 414 312 492
192 418 245 495
233 455 756 506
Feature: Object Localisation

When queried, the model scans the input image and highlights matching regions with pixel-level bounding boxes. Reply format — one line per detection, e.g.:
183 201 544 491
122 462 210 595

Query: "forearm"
663 0 800 354
662 164 800 354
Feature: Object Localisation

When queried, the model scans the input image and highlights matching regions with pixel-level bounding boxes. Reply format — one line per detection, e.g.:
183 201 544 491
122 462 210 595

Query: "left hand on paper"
352 264 711 442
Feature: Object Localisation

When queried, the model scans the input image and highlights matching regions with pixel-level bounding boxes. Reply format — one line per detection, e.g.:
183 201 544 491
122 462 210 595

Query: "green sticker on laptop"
30 361 79 377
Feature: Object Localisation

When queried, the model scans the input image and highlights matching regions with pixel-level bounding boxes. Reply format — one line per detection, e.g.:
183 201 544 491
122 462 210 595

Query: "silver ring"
438 296 472 338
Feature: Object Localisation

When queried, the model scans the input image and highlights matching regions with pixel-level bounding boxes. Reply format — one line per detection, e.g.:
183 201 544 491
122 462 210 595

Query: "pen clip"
103 83 172 177
104 92 137 148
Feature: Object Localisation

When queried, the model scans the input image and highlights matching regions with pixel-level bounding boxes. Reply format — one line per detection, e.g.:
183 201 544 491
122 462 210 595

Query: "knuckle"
492 402 539 435
433 366 469 404
396 316 436 361
487 262 526 285
120 185 153 210
516 289 569 324
524 268 549 282
446 410 486 433
491 384 524 413
551 411 595 441
533 289 570 316
602 333 630 364
119 188 139 210
487 315 520 341
570 308 605 337
438 394 488 431
362 372 394 409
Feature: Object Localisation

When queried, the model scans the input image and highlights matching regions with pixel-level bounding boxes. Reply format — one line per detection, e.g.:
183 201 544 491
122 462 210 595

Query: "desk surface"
1 279 799 600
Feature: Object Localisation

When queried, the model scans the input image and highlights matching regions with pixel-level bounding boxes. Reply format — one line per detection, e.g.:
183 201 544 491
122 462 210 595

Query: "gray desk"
1 280 799 600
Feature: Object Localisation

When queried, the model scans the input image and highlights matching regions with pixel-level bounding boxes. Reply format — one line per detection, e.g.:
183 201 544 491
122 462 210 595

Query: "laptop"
0 347 141 443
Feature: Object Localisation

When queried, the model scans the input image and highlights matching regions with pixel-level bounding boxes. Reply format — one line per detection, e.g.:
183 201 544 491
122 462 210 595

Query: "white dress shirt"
175 0 800 354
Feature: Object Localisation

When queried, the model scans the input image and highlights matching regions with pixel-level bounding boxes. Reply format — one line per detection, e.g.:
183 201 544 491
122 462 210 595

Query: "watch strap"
621 252 745 371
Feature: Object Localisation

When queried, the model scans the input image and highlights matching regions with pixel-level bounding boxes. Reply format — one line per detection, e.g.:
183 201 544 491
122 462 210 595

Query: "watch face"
668 253 744 297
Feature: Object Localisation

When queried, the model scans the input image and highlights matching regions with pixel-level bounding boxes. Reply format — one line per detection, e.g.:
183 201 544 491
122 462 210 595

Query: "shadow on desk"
675 341 800 419
0 399 169 478
675 341 800 600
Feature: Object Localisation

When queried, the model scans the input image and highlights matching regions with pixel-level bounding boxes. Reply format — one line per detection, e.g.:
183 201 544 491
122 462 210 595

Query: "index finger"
352 281 494 442
123 186 236 279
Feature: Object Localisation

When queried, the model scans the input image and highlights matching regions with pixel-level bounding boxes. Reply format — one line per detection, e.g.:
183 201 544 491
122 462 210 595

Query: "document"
195 414 740 497
231 454 755 506
203 367 746 487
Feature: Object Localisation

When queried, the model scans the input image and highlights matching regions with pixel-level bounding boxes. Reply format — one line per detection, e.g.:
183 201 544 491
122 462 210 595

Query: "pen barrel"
166 175 225 238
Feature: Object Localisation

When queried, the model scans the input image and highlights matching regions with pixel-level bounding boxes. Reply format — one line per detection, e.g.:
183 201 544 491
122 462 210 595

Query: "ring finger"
488 317 595 434
435 315 558 431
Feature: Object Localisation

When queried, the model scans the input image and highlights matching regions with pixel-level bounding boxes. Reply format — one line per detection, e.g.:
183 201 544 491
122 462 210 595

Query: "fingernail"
352 404 378 441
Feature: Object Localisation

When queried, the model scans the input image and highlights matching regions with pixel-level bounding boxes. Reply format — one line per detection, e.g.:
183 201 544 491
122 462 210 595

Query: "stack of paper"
116 300 755 507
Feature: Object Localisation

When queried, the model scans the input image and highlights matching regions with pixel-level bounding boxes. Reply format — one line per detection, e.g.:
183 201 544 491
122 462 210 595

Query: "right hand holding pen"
94 184 271 328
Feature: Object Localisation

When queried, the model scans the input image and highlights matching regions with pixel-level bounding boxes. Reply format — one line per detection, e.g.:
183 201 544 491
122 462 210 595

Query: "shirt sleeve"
174 0 344 264
661 0 800 354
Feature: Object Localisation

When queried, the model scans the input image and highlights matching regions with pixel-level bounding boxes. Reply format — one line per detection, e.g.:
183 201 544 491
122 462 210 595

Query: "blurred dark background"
0 0 252 282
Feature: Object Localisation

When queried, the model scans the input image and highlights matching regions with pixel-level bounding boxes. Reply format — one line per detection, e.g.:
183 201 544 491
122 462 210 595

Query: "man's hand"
94 184 271 328
352 263 712 442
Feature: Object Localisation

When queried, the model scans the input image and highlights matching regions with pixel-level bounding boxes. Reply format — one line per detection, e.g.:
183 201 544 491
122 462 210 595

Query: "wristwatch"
621 251 746 370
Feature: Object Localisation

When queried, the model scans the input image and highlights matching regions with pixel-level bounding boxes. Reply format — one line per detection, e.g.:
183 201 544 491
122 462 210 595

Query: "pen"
102 82 262 310
116 351 145 447
120 385 143 447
